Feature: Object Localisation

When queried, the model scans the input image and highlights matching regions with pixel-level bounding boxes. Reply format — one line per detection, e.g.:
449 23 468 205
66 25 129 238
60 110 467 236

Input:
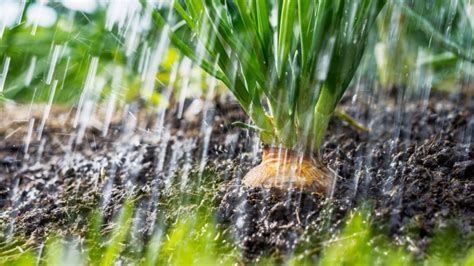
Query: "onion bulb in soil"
242 147 335 194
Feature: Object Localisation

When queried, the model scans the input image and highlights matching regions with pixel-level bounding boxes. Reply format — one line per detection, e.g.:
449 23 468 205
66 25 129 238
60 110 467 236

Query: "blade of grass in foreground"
101 201 133 266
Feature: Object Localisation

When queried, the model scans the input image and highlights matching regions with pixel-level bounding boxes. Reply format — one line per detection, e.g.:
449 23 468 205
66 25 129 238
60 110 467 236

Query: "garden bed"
0 89 473 260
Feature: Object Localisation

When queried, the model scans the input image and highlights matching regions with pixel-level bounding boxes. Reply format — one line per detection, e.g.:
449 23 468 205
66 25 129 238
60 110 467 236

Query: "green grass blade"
101 201 133 266
173 1 195 30
86 210 104 264
184 0 204 21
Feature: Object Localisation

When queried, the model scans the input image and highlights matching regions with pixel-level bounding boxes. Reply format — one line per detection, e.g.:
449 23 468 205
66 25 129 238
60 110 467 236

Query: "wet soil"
0 90 473 260
219 90 474 260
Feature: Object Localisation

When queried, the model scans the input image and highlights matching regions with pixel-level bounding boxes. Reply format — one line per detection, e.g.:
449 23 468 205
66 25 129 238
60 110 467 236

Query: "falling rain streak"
0 57 11 93
37 79 58 141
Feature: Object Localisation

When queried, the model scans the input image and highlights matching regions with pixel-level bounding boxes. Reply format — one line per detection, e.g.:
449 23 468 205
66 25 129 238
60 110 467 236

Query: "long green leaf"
277 0 297 76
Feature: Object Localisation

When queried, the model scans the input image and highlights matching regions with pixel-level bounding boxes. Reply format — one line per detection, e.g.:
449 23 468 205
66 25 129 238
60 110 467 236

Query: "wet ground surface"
0 90 473 260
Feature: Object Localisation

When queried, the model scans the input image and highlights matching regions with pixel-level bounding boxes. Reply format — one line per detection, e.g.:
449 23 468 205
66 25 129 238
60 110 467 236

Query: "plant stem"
335 108 370 133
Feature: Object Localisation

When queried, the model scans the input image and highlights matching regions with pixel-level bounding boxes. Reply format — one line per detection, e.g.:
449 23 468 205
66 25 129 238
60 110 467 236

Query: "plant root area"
0 90 473 260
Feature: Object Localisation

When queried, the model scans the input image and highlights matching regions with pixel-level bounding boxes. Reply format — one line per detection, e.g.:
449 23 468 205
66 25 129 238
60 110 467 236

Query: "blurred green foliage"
0 1 177 105
375 0 474 90
1 0 473 109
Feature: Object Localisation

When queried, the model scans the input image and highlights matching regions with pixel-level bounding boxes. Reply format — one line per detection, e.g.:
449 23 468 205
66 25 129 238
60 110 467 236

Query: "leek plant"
147 0 473 192
146 0 386 192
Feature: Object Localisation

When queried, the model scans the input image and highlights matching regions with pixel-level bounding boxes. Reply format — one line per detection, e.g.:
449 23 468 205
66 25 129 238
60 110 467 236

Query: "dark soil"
0 89 473 260
218 90 474 259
